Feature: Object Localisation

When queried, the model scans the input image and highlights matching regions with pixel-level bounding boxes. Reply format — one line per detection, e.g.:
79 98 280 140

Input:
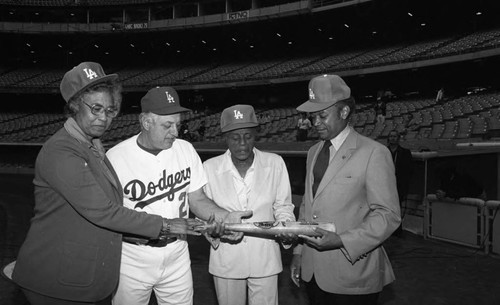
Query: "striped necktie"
312 141 332 197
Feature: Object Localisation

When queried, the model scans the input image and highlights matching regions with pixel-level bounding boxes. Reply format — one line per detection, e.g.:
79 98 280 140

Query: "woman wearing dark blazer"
12 62 202 305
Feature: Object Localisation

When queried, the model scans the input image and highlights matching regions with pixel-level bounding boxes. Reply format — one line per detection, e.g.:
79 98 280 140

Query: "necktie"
312 141 332 197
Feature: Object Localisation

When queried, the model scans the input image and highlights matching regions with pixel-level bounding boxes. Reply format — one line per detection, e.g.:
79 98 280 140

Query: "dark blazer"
13 127 163 302
297 129 401 294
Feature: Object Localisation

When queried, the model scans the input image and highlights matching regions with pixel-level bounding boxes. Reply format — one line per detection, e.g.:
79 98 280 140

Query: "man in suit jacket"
290 75 401 305
203 105 296 305
387 130 413 236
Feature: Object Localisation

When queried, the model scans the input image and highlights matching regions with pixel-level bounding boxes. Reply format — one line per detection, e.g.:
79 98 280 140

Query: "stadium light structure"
0 0 497 80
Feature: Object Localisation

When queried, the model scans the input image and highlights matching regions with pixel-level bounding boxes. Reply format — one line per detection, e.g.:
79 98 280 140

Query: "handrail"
427 194 485 208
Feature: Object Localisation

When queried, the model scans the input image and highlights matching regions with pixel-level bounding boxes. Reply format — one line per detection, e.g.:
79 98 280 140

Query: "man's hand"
204 213 225 237
222 210 253 241
160 218 204 239
290 254 301 288
275 232 299 246
299 227 343 251
199 214 226 250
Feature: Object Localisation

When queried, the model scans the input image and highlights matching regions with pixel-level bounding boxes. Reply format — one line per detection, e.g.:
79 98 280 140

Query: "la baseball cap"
141 86 191 115
296 74 351 112
60 62 118 103
220 104 259 133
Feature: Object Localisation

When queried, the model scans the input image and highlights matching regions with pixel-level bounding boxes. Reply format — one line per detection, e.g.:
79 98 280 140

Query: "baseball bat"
197 220 336 236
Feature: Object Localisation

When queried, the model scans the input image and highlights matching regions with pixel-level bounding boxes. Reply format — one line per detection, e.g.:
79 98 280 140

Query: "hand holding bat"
196 220 336 237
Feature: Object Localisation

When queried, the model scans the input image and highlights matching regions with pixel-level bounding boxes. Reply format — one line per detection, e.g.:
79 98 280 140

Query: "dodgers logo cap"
60 62 118 103
220 104 259 133
141 86 191 115
296 74 351 112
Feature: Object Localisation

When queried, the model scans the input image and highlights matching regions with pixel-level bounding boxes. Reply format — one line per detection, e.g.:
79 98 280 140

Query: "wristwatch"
159 219 171 240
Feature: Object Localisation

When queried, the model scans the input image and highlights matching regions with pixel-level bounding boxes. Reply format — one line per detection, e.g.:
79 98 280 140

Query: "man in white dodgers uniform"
203 104 296 305
107 87 251 305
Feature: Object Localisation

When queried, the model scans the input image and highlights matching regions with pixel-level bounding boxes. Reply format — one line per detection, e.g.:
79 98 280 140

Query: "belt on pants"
122 236 177 247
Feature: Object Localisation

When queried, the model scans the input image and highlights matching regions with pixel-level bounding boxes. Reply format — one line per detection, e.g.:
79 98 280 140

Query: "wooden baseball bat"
197 221 336 236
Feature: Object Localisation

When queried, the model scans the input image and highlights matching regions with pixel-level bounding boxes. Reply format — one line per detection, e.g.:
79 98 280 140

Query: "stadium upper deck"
0 0 309 27
0 0 170 5
0 0 500 91
1 25 499 94
1 0 500 151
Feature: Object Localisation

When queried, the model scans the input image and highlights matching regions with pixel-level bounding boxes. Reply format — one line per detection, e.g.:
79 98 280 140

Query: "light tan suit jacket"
297 129 401 294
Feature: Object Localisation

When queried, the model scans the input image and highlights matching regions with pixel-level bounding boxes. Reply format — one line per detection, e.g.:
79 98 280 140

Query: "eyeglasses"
83 102 118 118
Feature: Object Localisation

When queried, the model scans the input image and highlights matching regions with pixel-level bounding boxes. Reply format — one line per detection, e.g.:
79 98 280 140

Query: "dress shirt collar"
223 148 256 177
327 125 351 151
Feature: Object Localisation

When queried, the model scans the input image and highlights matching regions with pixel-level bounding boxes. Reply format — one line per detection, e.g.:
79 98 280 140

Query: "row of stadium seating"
2 90 500 151
1 26 500 89
0 0 163 6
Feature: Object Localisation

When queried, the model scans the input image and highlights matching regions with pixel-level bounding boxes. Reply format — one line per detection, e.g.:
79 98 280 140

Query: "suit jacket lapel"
103 157 120 191
98 156 125 207
314 131 358 198
308 143 321 203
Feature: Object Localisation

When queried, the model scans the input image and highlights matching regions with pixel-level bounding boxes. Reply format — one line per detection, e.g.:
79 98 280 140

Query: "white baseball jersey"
107 134 207 219
106 135 207 305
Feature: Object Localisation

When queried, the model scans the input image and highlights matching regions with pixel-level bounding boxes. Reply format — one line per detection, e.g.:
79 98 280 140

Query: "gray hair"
139 112 157 131
64 80 122 117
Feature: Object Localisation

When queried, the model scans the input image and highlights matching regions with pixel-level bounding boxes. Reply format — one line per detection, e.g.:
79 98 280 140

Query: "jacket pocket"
58 241 98 287
333 176 358 185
